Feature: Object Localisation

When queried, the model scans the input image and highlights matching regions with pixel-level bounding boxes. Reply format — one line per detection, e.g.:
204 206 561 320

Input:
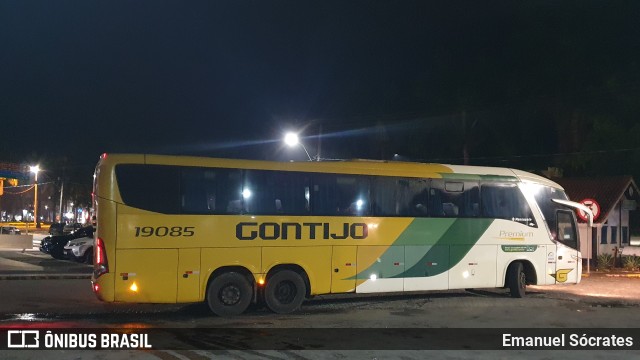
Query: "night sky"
2 1 640 181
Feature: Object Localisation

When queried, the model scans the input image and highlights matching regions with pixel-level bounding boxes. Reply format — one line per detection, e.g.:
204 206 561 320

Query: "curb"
582 272 640 278
603 273 640 278
0 274 92 280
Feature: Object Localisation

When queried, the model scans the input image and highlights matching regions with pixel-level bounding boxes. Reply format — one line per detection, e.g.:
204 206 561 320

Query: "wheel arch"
265 263 311 298
505 259 537 286
204 266 256 301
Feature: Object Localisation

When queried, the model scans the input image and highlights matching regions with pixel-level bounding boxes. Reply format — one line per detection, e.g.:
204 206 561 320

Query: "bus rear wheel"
207 272 253 316
264 270 306 314
507 262 526 298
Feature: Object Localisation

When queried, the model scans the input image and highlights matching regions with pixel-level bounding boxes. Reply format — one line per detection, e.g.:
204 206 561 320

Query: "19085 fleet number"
134 226 195 237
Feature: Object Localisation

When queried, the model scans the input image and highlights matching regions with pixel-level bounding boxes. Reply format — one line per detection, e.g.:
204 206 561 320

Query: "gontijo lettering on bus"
236 222 368 240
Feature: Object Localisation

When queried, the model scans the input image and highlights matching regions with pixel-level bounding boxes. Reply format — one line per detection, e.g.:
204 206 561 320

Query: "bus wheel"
264 270 306 314
206 272 252 316
507 262 526 298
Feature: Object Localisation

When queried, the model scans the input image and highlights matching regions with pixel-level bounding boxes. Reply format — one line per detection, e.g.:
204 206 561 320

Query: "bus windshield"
528 184 570 242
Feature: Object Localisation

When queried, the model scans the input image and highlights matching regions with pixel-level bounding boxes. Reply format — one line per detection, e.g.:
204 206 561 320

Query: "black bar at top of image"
1 328 639 350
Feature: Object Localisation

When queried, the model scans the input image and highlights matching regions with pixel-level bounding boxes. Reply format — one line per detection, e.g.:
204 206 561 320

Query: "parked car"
40 225 94 259
63 223 83 234
48 223 65 236
0 226 21 235
64 236 94 264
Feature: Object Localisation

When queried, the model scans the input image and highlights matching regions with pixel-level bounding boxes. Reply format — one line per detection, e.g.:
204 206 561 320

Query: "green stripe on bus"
399 218 493 278
394 218 456 246
352 218 494 280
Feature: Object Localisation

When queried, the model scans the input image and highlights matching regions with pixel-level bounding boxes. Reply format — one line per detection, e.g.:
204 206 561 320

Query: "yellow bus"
91 153 592 316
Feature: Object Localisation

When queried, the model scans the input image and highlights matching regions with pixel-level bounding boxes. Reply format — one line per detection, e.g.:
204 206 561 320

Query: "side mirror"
552 198 593 227
556 210 578 250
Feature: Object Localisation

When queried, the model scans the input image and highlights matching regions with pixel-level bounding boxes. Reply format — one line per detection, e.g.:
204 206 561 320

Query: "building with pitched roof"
553 176 640 265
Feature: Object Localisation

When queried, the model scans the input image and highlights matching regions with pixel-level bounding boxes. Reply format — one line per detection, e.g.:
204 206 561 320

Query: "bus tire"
264 270 306 314
206 272 253 316
507 262 526 298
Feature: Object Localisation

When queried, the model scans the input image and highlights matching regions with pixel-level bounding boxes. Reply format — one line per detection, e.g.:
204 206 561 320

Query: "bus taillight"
94 237 109 279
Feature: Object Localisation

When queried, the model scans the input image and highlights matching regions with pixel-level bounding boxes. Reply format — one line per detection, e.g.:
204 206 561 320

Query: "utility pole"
34 172 39 228
29 165 40 228
58 181 64 223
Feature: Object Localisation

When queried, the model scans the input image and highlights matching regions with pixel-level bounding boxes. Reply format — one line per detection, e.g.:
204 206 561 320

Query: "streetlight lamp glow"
284 132 299 147
30 165 41 228
284 132 313 161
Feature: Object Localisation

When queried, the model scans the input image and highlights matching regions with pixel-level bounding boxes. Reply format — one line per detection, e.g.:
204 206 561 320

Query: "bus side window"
226 200 243 213
181 167 243 215
182 168 216 213
371 177 398 216
243 170 271 214
311 176 337 215
276 172 311 215
442 202 459 217
181 172 208 212
241 170 311 216
336 175 370 216
429 180 479 218
409 187 430 217
481 183 536 227
116 164 181 214
371 177 430 217
312 174 370 216
429 188 444 217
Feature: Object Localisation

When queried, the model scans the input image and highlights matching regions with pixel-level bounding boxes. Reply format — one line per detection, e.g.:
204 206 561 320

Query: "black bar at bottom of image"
1 328 639 350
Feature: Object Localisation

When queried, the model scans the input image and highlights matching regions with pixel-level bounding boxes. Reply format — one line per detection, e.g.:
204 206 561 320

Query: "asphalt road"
1 245 640 359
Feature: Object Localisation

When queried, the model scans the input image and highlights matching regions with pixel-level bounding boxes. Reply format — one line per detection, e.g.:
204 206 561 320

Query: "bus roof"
98 153 564 189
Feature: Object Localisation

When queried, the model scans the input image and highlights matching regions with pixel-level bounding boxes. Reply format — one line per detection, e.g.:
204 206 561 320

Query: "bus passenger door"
177 248 201 302
331 246 357 293
554 210 581 284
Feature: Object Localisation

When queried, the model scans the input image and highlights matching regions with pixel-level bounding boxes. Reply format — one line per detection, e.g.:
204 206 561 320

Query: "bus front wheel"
507 262 526 298
264 270 306 314
206 272 253 316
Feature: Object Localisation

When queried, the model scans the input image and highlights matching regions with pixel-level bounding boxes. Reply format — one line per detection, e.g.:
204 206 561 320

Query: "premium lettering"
236 222 368 240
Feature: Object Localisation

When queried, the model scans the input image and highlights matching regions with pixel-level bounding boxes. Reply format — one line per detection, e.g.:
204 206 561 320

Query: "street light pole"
58 180 64 223
30 165 40 228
